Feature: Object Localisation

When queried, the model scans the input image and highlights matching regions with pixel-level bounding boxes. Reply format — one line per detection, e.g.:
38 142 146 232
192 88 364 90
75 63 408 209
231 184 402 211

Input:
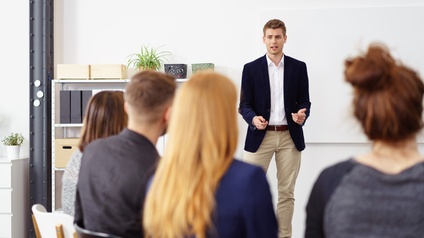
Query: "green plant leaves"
126 45 171 71
2 133 24 146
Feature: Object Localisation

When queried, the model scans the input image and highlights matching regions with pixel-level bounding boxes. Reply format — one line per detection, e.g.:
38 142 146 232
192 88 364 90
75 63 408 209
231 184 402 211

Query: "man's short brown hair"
263 19 287 36
125 70 176 122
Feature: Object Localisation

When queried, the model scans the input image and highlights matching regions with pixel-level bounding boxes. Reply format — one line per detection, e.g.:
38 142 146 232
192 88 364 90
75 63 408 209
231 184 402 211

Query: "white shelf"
54 123 83 128
176 78 188 83
53 78 187 83
0 157 29 163
53 79 130 83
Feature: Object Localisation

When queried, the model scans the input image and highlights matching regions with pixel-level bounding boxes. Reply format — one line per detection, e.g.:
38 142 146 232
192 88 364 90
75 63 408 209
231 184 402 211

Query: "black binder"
70 90 82 123
60 91 71 123
81 90 93 120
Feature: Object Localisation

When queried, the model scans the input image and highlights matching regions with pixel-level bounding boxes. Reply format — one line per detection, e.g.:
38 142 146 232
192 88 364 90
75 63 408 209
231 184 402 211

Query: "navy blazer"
146 159 278 238
239 54 311 152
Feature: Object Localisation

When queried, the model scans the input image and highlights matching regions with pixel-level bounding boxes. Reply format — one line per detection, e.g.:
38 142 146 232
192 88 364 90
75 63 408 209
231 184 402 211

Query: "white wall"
52 0 424 237
264 6 424 143
0 0 29 157
3 0 424 237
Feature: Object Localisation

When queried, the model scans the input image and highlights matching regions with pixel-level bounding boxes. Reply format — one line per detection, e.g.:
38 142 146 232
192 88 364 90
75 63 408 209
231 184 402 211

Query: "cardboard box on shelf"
90 64 127 79
54 138 79 168
56 64 90 79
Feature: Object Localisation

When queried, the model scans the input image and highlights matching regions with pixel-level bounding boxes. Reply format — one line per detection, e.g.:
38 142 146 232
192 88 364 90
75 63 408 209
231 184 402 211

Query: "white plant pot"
6 145 20 159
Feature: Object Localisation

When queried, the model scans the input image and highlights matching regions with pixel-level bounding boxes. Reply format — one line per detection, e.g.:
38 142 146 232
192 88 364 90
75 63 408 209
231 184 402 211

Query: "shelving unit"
51 78 186 211
51 79 129 212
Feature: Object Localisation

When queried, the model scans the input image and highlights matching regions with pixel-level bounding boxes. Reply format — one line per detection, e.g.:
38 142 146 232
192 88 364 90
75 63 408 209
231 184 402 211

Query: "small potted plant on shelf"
126 45 171 71
2 132 24 159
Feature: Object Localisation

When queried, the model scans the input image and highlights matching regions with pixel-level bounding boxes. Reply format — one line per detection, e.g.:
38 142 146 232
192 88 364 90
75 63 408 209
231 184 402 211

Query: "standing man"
74 70 176 237
238 19 311 238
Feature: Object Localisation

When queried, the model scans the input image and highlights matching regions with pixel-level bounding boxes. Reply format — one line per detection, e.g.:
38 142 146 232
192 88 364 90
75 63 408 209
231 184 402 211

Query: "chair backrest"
32 214 42 238
74 222 123 238
32 204 76 238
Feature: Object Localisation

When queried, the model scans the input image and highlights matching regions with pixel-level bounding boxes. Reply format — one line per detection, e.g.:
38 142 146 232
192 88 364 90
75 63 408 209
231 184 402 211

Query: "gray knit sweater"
324 160 424 238
61 149 83 216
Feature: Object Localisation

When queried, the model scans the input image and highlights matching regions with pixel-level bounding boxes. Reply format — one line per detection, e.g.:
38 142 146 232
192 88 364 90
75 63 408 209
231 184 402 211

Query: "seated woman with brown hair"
62 90 127 216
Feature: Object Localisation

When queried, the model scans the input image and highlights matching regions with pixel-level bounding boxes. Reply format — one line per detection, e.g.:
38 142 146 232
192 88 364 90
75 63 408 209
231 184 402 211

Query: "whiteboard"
262 6 424 143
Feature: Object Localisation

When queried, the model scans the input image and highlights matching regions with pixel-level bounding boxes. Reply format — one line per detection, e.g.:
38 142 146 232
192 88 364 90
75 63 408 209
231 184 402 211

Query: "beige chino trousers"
244 130 301 238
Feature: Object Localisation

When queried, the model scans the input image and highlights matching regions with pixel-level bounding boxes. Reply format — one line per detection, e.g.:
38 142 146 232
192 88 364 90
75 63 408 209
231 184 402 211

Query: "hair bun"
344 44 395 91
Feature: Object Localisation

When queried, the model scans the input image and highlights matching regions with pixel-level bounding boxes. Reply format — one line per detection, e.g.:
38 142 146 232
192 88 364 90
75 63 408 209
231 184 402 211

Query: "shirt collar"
266 54 285 67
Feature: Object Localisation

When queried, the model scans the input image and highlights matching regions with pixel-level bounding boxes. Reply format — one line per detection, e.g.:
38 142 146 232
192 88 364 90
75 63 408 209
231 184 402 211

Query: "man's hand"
253 116 268 130
291 108 307 125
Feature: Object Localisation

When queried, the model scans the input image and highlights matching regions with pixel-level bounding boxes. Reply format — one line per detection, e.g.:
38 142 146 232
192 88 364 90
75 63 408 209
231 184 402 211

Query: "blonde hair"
143 72 238 238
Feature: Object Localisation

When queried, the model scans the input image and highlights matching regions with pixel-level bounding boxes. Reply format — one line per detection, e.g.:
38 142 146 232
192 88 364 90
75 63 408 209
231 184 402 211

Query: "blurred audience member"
62 90 127 216
305 43 424 238
74 71 176 237
144 72 278 238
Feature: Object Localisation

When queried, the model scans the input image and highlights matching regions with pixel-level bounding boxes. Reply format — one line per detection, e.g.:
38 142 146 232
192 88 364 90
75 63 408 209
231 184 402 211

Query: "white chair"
32 204 76 238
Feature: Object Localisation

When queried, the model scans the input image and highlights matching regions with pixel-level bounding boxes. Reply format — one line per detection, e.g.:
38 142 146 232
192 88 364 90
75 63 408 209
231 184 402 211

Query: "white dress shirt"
266 55 287 126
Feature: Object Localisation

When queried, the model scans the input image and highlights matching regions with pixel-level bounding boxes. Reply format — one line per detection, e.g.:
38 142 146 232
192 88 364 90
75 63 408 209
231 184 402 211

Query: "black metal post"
29 0 54 237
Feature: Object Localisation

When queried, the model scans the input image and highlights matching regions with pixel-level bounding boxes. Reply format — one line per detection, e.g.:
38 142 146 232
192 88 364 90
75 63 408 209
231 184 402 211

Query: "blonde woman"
143 72 278 238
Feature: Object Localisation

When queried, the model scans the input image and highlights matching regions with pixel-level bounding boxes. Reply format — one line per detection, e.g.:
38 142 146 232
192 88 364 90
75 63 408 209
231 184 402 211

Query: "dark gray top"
74 129 159 238
324 160 424 238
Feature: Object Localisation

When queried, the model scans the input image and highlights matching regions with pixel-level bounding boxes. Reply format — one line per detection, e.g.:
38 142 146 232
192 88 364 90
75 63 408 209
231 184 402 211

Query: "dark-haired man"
75 70 176 237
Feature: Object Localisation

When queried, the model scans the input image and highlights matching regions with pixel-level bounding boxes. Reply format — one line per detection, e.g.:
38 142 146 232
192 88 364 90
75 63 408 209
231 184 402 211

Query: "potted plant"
126 45 171 71
2 132 24 159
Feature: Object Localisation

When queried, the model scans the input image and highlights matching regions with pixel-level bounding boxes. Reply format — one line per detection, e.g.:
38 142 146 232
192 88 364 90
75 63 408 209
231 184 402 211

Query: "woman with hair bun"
305 43 424 238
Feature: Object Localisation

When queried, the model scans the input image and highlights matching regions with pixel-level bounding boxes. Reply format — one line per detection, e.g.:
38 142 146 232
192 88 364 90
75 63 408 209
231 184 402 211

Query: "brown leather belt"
267 125 289 131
